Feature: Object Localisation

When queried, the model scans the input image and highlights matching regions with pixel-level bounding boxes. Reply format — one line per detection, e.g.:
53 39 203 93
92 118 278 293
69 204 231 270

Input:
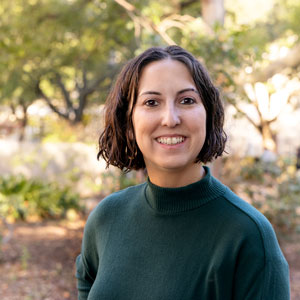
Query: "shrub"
223 156 300 235
99 170 144 194
0 175 81 221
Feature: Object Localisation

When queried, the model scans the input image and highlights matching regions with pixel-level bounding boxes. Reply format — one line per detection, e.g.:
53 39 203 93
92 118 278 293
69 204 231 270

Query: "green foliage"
39 117 81 143
99 170 142 194
0 175 81 221
0 0 137 123
239 157 282 182
272 175 300 231
0 0 299 149
223 156 300 235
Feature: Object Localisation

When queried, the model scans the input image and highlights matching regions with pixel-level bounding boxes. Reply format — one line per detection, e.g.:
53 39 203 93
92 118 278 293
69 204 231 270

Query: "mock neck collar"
145 166 226 215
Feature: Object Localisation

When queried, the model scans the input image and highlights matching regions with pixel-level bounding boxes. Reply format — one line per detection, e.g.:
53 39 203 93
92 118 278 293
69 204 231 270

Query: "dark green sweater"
76 167 290 300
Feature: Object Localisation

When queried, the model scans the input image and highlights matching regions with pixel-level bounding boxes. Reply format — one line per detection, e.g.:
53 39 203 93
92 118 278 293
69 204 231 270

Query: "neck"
147 164 205 188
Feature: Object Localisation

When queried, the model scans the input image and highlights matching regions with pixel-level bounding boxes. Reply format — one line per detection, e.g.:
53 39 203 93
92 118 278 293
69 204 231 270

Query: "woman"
76 46 290 300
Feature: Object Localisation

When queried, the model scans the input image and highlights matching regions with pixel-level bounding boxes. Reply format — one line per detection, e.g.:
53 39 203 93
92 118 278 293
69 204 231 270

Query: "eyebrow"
139 88 199 97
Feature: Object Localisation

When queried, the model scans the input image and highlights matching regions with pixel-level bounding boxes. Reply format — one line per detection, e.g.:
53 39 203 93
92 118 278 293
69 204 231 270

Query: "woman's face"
132 59 206 181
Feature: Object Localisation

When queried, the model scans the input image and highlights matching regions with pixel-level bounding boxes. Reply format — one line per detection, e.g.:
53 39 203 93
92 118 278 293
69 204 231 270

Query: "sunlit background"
0 0 299 299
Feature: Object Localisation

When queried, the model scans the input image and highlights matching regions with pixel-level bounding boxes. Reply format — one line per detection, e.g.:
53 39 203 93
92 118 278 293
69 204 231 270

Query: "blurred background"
0 0 299 299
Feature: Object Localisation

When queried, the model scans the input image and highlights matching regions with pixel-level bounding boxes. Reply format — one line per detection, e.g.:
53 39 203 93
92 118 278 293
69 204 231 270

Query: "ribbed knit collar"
145 166 226 215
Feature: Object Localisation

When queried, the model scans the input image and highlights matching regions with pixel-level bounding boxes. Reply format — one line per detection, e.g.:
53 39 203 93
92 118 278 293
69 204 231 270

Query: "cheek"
132 108 155 135
201 117 206 134
189 109 206 131
192 111 207 148
132 111 146 145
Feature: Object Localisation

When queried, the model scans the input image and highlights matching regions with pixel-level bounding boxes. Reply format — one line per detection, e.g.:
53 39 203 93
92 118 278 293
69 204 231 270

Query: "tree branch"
82 70 87 90
55 73 74 112
74 70 114 123
251 44 300 82
225 92 260 129
114 0 135 12
36 81 69 120
233 104 260 130
114 0 176 45
82 66 119 96
159 14 196 31
179 0 198 10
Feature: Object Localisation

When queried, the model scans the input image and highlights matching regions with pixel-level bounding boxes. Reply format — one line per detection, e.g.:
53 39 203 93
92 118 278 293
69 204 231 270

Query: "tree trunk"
18 105 28 141
201 0 224 27
259 121 277 153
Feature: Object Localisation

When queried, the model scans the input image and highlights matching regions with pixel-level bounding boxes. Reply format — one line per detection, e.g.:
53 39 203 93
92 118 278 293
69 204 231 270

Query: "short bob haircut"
98 45 227 171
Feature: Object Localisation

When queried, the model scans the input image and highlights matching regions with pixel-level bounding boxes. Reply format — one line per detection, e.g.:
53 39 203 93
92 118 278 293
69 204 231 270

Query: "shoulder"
208 175 274 238
221 187 285 261
223 188 274 235
85 182 147 228
97 182 146 211
221 188 289 298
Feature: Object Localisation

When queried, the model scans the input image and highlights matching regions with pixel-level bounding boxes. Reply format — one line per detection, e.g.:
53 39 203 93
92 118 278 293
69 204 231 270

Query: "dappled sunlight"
0 220 84 300
0 0 299 298
16 225 67 238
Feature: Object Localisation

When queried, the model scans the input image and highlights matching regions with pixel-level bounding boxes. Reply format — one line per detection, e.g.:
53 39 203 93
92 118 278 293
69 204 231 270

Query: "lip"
155 134 187 138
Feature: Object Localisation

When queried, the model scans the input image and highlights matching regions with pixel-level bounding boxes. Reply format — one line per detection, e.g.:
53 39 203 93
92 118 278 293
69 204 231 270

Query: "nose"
161 103 181 127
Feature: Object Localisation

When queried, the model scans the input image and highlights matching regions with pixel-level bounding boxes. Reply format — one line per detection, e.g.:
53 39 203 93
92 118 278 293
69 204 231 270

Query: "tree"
0 0 137 124
113 0 300 153
228 0 300 152
0 1 39 140
201 0 224 27
1 0 299 148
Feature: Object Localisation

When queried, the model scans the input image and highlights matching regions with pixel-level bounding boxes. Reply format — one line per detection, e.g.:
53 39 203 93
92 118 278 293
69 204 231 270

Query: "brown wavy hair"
98 45 227 171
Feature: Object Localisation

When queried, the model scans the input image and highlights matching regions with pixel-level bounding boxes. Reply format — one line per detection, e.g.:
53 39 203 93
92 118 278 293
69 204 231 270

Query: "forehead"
138 59 195 92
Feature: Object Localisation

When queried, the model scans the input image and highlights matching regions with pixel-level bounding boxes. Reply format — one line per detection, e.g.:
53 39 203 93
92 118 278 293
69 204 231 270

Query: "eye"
144 99 158 106
180 97 195 105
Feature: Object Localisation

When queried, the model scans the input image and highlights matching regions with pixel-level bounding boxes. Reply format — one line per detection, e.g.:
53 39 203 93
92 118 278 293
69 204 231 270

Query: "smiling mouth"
156 136 185 145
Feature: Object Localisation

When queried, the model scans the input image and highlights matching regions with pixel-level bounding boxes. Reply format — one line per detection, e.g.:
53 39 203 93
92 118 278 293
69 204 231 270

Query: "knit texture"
76 167 290 300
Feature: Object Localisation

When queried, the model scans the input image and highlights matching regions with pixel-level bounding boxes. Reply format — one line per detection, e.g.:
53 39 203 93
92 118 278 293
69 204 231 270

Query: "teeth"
157 136 184 145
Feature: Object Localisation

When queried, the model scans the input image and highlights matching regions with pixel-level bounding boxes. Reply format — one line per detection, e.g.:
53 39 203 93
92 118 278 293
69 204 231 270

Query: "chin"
156 160 191 172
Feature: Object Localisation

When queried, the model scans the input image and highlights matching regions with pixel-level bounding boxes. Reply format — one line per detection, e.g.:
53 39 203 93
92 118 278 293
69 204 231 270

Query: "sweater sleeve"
76 254 94 300
232 218 290 300
76 210 99 300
